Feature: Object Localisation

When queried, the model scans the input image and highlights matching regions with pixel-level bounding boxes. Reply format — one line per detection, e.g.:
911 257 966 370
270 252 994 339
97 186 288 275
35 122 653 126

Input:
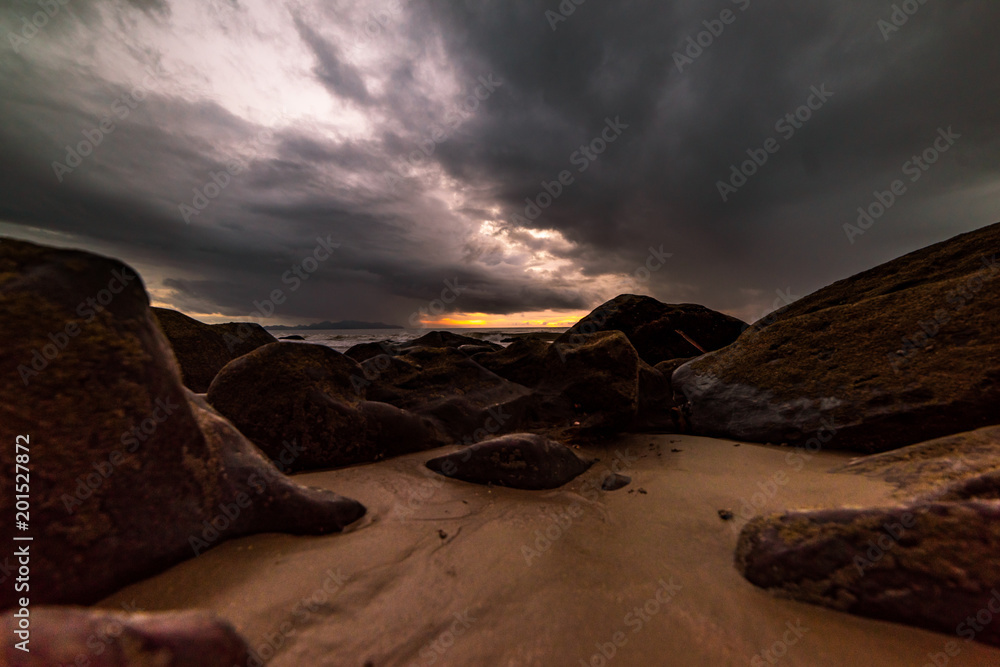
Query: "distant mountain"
264 320 404 331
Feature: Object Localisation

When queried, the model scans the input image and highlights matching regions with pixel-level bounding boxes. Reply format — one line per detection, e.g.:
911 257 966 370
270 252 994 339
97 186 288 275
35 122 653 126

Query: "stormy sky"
1 0 997 327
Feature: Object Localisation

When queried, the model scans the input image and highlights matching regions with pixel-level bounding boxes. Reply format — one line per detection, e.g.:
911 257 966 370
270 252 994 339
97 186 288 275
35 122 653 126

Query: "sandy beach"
98 434 1000 666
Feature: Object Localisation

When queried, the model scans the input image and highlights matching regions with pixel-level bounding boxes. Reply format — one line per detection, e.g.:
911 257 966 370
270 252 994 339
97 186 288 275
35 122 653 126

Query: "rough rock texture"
363 346 531 442
206 342 444 471
402 330 502 351
473 337 550 387
152 307 234 392
426 433 593 490
556 294 747 366
211 321 277 358
674 222 1000 453
345 340 399 362
0 239 365 607
838 425 1000 499
151 308 276 392
1 607 251 666
530 331 643 432
735 501 1000 647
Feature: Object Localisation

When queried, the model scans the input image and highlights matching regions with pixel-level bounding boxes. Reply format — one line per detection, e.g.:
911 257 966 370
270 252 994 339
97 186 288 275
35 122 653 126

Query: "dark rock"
735 501 1000 647
402 330 502 351
206 342 444 471
1 607 251 666
458 343 500 356
473 337 550 387
152 307 234 392
0 239 364 607
211 321 277 358
345 340 400 362
426 433 593 490
532 331 642 432
279 334 306 340
150 310 276 392
556 295 746 366
635 361 676 430
364 346 530 442
839 425 1000 500
601 473 632 491
718 509 735 521
674 222 1000 453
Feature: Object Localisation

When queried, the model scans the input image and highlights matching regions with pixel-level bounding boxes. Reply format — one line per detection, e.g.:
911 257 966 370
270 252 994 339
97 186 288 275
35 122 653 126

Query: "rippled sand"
99 435 1000 666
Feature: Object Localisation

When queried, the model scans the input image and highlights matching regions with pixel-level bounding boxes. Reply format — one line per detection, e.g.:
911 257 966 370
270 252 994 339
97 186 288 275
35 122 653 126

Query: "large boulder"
1 607 251 666
206 342 444 471
735 500 1000 647
151 308 276 392
0 239 365 607
674 222 1000 453
529 331 643 432
152 307 234 392
362 346 531 443
426 433 593 490
473 337 550 387
556 295 747 366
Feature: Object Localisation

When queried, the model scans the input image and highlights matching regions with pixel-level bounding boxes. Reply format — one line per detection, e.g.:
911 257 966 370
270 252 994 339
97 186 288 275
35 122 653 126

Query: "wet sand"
99 435 1000 666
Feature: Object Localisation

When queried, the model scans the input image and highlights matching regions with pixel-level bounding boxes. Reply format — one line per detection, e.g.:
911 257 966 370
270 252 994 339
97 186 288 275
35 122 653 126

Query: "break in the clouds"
1 0 998 326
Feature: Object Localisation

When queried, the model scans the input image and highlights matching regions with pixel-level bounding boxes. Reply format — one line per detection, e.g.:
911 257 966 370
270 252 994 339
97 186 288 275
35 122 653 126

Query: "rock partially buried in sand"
735 501 1000 647
0 239 364 607
426 433 593 490
556 294 747 366
601 472 632 491
207 342 444 471
1 607 251 666
673 222 1000 453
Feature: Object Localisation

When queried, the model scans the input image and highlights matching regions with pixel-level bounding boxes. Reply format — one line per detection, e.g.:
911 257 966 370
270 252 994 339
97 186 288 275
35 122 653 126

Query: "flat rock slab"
735 501 1000 647
426 433 593 490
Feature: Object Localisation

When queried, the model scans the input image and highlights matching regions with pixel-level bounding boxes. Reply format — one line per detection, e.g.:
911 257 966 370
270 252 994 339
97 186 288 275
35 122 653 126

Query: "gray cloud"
0 0 997 325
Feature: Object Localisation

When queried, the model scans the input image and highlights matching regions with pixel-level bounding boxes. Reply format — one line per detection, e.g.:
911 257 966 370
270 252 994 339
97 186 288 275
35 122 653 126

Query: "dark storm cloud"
0 0 998 324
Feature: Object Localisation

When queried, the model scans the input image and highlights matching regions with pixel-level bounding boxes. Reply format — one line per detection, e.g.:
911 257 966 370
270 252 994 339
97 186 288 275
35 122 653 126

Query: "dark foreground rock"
1 607 251 666
402 330 502 352
735 500 1000 647
207 342 444 471
474 337 550 387
152 308 276 392
0 239 364 606
556 294 746 366
674 222 1000 453
426 433 593 490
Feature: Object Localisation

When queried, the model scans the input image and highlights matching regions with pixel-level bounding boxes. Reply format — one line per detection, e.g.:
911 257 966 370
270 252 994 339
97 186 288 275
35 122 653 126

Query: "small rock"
718 509 735 521
601 473 632 491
